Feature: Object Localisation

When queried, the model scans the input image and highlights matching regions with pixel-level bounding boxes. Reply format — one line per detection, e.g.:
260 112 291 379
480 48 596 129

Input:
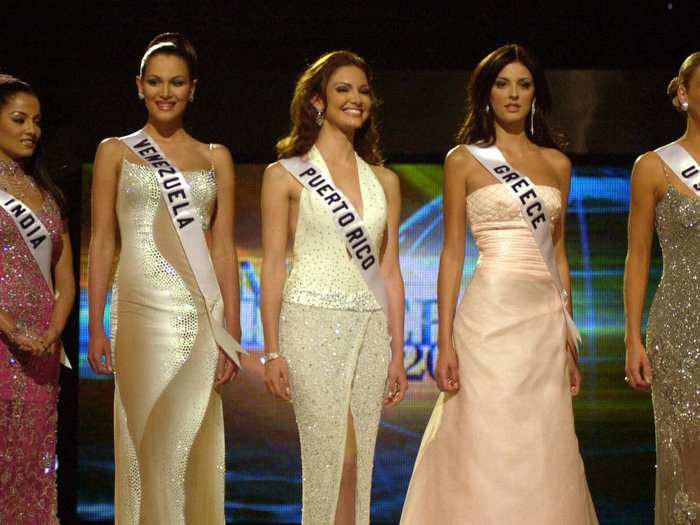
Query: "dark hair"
140 32 198 79
667 51 700 113
276 50 384 165
456 44 561 150
0 74 68 217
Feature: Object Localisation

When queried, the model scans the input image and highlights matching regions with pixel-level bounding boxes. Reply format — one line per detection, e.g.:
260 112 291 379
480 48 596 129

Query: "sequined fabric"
0 195 63 525
647 184 700 525
401 182 598 525
280 302 390 525
283 146 387 311
112 158 224 524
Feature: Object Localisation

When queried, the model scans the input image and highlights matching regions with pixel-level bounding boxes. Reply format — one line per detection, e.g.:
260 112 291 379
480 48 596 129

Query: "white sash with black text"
466 144 582 351
121 130 244 366
279 154 390 320
0 190 71 368
655 141 700 195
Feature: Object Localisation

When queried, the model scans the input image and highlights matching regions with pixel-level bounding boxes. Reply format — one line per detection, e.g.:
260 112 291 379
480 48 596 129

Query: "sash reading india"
655 141 700 195
279 154 390 319
466 144 582 351
121 130 244 366
0 190 71 368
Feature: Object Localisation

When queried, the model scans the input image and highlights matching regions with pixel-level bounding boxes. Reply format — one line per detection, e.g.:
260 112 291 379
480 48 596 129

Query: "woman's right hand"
625 339 652 391
436 343 460 392
12 330 45 355
264 356 291 401
88 330 113 375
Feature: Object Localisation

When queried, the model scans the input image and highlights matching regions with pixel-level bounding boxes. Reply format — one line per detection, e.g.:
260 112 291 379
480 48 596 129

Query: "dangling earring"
530 99 536 135
682 100 689 111
138 93 145 100
315 108 325 127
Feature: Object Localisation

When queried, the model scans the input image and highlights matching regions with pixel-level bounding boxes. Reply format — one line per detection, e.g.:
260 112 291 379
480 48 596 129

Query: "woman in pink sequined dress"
0 75 75 524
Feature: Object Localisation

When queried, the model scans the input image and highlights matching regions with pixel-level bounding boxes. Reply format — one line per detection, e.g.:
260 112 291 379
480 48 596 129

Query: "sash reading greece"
655 141 700 195
0 190 71 368
121 129 244 366
280 153 390 319
466 144 582 351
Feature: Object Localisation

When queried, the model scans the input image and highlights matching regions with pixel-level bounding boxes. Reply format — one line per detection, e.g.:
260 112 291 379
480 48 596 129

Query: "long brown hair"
667 52 700 112
276 50 384 165
456 44 561 150
0 74 68 217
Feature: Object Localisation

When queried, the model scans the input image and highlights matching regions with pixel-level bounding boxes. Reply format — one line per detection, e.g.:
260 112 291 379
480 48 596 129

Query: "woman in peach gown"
400 44 598 525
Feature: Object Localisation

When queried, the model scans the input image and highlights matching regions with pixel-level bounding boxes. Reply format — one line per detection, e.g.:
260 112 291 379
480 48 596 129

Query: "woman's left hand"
39 327 61 356
215 350 239 387
567 344 582 397
384 357 408 406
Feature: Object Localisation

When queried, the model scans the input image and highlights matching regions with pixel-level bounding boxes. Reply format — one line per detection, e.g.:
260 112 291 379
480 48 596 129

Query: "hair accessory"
682 100 689 111
530 99 536 135
139 41 178 74
315 109 325 127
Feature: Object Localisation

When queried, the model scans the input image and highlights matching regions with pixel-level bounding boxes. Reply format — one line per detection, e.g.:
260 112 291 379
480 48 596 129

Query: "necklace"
0 160 36 200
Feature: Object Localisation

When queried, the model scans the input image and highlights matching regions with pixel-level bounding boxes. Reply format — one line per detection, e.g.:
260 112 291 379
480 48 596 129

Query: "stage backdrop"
77 160 656 524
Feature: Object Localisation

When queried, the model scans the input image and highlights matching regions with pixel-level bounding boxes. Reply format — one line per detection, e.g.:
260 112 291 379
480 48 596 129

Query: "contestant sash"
0 190 71 368
466 144 582 350
279 155 390 319
121 130 244 366
655 141 700 195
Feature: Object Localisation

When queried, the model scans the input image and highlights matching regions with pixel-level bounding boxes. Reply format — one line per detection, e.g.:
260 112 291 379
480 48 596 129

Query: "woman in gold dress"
260 50 408 525
625 52 700 524
88 33 241 524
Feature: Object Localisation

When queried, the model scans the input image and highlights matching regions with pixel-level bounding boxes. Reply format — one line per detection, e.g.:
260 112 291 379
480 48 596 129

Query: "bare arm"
435 147 470 392
41 226 76 353
261 162 293 400
374 166 408 405
87 138 121 374
623 152 663 391
210 145 241 385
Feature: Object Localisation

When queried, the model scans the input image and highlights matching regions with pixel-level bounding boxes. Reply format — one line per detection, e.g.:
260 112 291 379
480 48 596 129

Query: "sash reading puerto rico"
466 144 582 351
121 129 244 366
0 189 71 368
655 141 700 195
279 152 390 320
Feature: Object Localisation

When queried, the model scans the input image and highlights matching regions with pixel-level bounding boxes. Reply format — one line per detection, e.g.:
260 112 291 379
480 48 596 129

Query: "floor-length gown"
401 183 598 525
279 146 391 525
647 184 700 525
112 156 225 524
0 195 64 524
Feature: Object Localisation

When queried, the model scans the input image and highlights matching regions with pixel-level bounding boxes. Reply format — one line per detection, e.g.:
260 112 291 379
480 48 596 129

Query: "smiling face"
136 53 196 124
314 65 372 133
489 61 535 127
0 91 41 162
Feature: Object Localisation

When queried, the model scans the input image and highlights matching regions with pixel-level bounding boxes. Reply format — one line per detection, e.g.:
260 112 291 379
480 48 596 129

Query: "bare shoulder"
631 151 666 189
96 137 125 159
445 144 478 172
209 143 235 166
540 147 571 176
370 164 399 185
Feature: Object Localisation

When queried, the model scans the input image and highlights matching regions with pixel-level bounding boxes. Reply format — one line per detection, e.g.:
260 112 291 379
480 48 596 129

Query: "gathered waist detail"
472 222 547 273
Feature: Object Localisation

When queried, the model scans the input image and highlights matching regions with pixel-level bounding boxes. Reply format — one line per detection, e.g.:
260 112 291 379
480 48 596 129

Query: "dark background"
1 1 697 522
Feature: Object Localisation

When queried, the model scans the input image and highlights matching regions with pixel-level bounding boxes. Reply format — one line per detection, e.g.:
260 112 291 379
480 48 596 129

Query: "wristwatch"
260 352 282 365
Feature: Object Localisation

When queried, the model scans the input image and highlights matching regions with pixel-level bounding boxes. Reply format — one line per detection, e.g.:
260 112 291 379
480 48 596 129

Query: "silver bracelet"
260 352 282 365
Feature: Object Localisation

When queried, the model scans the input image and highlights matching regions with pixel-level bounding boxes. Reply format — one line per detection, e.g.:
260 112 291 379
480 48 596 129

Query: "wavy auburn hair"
456 44 561 150
276 50 383 165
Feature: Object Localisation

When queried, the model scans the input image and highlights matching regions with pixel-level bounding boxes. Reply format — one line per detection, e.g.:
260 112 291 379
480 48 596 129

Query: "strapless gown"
401 183 598 525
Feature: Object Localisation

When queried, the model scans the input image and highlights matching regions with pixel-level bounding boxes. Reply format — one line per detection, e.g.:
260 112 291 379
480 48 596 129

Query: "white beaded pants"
280 302 390 525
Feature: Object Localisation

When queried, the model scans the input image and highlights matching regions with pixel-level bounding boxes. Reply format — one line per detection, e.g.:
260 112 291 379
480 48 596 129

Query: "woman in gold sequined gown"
401 45 597 525
260 51 408 525
88 34 240 524
625 52 700 524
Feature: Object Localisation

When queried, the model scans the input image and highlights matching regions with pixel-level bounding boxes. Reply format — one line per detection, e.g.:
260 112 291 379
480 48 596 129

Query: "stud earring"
485 103 490 114
138 93 145 100
530 99 536 135
315 109 325 127
682 100 689 111
189 95 194 102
